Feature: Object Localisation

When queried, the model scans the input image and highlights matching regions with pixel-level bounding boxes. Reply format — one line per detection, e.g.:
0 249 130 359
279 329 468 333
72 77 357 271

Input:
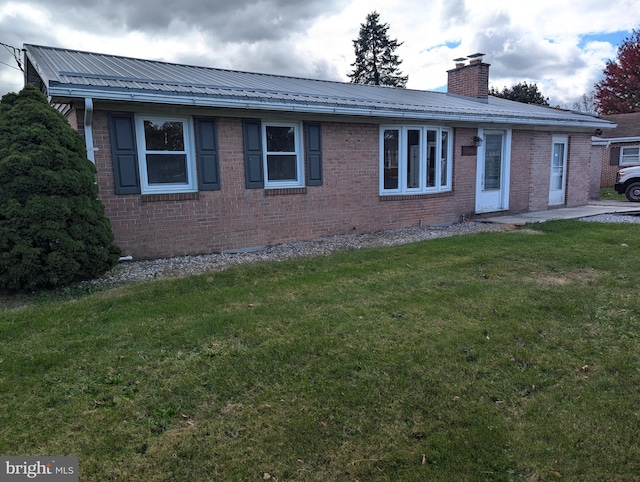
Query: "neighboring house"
23 45 614 259
593 112 640 187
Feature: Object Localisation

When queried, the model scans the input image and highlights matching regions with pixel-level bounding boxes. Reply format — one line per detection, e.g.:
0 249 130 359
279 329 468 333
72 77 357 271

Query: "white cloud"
1 0 639 107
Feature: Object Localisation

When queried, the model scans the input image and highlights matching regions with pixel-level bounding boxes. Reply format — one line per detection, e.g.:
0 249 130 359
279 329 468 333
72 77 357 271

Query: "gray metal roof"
24 44 613 130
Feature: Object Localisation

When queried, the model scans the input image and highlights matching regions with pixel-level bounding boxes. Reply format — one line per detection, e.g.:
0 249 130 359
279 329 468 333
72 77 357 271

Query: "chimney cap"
467 52 485 60
453 57 467 62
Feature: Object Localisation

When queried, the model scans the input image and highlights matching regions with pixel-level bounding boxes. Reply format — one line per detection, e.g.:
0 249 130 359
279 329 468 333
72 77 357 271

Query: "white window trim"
620 146 640 166
262 121 305 189
379 125 453 195
135 115 197 194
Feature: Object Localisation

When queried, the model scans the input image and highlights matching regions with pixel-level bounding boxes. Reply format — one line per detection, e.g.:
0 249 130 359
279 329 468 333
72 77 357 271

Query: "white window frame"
262 121 305 188
135 115 197 194
379 125 453 195
620 146 640 166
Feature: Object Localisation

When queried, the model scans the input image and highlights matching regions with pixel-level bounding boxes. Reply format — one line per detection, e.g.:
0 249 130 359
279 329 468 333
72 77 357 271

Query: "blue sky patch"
422 40 462 53
579 31 631 49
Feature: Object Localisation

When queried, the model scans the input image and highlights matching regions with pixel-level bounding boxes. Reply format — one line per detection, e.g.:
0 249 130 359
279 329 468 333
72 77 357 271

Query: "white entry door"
549 136 568 205
476 129 511 213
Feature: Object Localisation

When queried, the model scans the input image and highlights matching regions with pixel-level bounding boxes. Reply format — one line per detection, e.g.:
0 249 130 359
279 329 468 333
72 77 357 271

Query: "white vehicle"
614 166 640 202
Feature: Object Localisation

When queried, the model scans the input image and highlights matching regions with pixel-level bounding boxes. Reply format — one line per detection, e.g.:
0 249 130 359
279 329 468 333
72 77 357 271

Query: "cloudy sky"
1 0 639 107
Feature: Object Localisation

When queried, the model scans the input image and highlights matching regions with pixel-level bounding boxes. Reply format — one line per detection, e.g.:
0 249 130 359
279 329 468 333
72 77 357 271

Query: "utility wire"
0 59 22 71
0 41 24 72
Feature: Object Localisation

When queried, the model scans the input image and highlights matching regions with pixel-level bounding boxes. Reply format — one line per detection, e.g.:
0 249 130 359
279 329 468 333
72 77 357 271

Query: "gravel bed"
580 213 640 224
89 213 639 287
89 222 510 286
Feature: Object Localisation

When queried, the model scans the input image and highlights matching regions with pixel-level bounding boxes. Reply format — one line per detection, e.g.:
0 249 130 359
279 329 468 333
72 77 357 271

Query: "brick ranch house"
23 44 614 259
593 112 640 188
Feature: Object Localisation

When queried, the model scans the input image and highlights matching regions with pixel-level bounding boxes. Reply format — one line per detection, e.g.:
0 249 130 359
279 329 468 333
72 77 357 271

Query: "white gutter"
602 136 640 147
592 136 640 147
51 87 615 130
84 97 96 163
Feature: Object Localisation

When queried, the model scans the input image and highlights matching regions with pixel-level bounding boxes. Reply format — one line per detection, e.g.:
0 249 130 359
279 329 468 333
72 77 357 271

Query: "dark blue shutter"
194 117 221 191
242 119 264 189
108 113 140 194
610 146 621 166
305 122 323 186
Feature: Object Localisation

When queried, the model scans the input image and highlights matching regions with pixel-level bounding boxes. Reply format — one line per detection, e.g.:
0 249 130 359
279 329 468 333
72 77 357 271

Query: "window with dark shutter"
243 119 265 189
194 118 221 191
610 146 621 166
305 122 323 186
108 113 141 194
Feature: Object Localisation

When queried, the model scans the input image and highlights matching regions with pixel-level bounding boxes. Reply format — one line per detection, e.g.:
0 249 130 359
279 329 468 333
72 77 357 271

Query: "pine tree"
595 29 640 114
348 11 408 87
0 85 121 291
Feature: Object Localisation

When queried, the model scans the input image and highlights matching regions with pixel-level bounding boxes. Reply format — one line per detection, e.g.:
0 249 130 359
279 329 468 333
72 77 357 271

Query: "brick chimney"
447 53 490 101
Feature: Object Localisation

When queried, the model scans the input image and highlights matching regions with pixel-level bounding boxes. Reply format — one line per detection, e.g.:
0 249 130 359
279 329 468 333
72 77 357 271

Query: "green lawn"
1 220 639 481
599 186 625 201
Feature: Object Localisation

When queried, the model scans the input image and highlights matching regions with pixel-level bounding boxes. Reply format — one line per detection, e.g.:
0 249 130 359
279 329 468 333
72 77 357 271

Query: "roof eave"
46 85 615 130
593 136 640 146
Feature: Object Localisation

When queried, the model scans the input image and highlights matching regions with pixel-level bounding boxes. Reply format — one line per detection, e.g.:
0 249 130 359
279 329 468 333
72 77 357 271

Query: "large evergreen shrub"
0 85 121 291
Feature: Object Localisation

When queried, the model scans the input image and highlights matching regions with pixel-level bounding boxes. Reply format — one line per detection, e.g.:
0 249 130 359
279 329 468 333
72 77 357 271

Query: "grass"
1 220 640 481
599 186 625 201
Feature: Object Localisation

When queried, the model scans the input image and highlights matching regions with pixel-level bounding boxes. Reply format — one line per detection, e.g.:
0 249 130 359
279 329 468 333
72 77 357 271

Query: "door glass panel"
407 129 420 189
551 143 565 190
484 134 503 191
383 129 399 190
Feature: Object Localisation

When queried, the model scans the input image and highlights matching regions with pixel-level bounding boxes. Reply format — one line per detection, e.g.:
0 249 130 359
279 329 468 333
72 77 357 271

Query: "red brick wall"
88 113 459 258
73 108 593 259
600 147 618 187
590 145 604 197
513 131 592 210
510 130 535 212
525 131 551 211
566 133 592 206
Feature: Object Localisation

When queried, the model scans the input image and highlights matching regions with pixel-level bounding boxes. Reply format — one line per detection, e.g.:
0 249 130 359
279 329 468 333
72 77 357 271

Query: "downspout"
84 97 96 163
85 98 129 261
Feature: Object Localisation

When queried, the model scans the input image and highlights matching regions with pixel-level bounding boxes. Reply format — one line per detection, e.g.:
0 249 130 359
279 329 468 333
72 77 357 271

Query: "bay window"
380 126 452 194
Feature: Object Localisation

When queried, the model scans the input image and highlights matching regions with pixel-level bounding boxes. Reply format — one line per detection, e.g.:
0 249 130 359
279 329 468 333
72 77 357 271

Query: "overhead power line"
0 41 24 73
0 59 22 71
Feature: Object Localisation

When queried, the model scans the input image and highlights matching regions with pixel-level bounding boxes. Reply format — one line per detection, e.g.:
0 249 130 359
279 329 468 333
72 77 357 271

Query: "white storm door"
476 129 511 213
549 136 568 205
